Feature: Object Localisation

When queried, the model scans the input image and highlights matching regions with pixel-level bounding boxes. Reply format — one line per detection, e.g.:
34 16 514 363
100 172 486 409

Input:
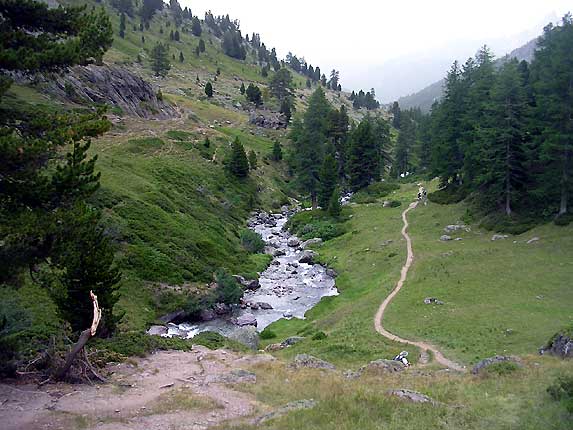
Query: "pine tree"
119 12 126 38
150 43 170 77
174 30 180 41
246 83 262 106
248 150 258 170
227 137 250 177
327 187 342 217
391 101 401 129
531 14 573 215
306 78 312 89
478 59 529 215
179 51 184 62
240 82 245 95
394 114 416 177
318 150 338 208
191 16 202 36
204 137 210 148
348 116 388 191
199 39 206 52
272 141 283 161
205 81 213 97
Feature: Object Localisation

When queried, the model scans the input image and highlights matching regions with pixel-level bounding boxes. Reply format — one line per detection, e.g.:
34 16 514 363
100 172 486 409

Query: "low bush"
554 212 573 226
286 210 346 241
240 229 265 253
312 331 327 340
214 269 243 305
260 328 277 340
479 213 538 235
428 186 467 205
351 182 399 204
484 361 520 376
547 375 573 414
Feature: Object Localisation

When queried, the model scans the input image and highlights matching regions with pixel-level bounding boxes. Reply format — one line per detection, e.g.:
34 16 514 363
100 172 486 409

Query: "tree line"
414 15 573 220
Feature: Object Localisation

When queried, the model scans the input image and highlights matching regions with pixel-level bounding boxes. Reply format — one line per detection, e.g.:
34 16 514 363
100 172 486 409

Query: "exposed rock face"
541 332 573 358
299 250 317 264
255 399 317 424
492 234 509 241
233 275 260 291
360 359 405 374
235 313 257 327
249 110 287 129
229 326 259 350
158 309 187 324
290 354 335 370
527 237 540 244
43 64 179 119
387 389 436 404
471 355 521 374
147 325 168 336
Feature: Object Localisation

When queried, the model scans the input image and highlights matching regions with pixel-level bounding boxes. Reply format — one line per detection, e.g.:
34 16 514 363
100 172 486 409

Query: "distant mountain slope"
397 38 539 113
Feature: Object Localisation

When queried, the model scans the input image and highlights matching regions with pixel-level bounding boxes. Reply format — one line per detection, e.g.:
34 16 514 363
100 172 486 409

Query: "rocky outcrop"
471 355 521 374
158 309 187 324
360 359 405 374
229 326 260 350
235 313 257 327
42 64 179 119
147 325 168 336
299 250 317 264
249 110 287 129
541 331 573 358
387 389 437 404
290 354 335 370
255 399 317 424
440 235 452 241
491 234 509 241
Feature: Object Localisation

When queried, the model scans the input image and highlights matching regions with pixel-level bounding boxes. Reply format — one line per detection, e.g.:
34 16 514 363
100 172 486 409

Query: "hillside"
397 37 539 112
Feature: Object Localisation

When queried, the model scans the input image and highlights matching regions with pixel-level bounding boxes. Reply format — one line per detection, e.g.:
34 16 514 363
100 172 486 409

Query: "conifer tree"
119 12 126 38
205 81 213 97
191 16 202 36
327 187 342 217
318 151 338 208
179 51 184 62
227 137 250 177
248 150 258 170
199 39 206 52
246 83 262 106
272 141 283 161
150 42 170 77
240 82 245 95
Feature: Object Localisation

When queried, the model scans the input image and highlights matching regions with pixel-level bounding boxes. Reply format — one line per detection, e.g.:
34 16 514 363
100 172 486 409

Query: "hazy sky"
180 0 571 102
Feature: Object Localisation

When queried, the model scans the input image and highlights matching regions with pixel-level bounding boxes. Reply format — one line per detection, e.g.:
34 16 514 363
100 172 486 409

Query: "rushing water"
166 208 339 339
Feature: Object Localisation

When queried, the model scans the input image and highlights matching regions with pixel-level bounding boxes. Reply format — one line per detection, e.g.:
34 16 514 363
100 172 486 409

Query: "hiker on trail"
393 351 410 367
417 186 428 206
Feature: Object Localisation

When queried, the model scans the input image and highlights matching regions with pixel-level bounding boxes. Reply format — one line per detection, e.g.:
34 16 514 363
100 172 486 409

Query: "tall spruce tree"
348 116 383 191
531 15 573 215
227 137 250 177
150 42 171 77
318 149 338 208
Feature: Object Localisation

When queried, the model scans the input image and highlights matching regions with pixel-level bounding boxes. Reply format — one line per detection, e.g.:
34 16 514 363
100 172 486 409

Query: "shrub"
260 328 277 340
389 200 401 208
240 229 265 253
547 376 573 414
554 212 573 226
286 210 346 241
351 181 399 203
428 186 467 205
214 269 243 305
484 361 520 376
312 331 327 340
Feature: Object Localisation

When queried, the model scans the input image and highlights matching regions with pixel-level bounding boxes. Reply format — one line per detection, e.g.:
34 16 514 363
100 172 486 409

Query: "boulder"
360 359 405 374
255 399 317 424
214 303 231 315
207 368 257 384
229 326 260 350
471 355 521 374
444 224 466 233
290 354 335 370
281 336 305 347
299 250 317 264
383 200 392 207
158 309 187 324
244 279 260 291
527 237 540 244
491 234 509 241
200 308 216 321
540 332 573 358
147 325 168 336
326 268 338 278
249 110 288 129
265 343 284 352
273 249 286 257
440 235 452 241
257 302 273 310
424 297 444 305
287 238 301 247
236 313 258 327
301 238 323 248
387 389 436 404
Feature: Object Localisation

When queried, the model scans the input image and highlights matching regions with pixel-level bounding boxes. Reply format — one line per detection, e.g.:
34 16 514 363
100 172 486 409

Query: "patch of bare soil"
0 346 273 430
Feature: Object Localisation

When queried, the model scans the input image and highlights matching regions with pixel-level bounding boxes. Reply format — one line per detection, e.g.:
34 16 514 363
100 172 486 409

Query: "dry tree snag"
53 291 102 381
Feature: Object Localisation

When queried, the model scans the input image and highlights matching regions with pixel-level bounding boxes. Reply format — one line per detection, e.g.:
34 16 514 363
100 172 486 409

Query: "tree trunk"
53 291 101 381
311 192 317 210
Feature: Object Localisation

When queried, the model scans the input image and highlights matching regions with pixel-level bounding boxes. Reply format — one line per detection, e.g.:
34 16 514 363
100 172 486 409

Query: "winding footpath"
374 201 466 372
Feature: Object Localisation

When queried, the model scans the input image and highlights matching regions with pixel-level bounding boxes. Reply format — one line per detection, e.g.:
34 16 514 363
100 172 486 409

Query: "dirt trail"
0 347 273 430
374 201 466 372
